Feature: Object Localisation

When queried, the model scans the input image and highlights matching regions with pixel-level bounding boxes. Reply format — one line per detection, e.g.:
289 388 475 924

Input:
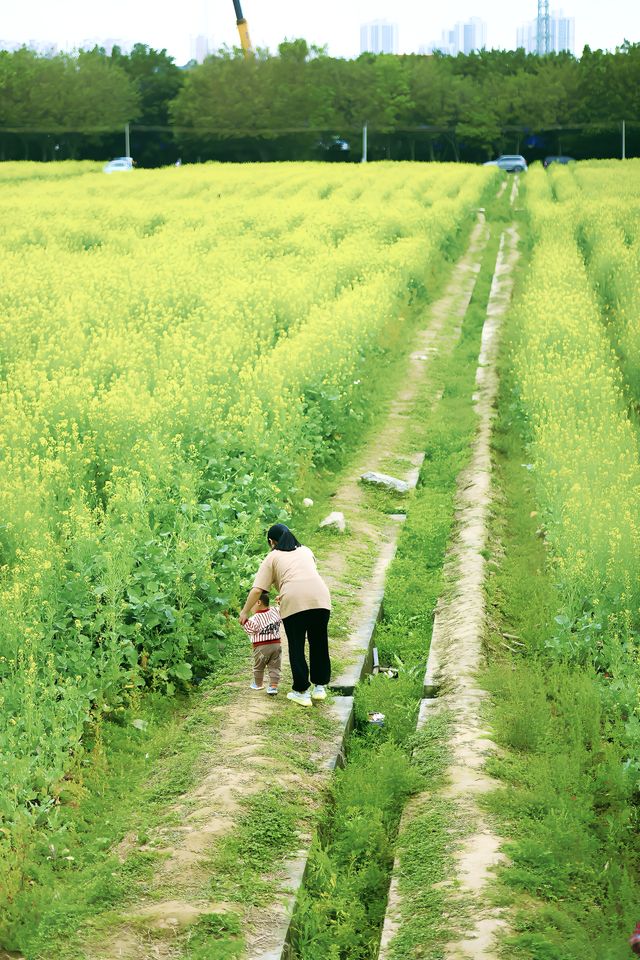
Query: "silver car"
492 154 527 173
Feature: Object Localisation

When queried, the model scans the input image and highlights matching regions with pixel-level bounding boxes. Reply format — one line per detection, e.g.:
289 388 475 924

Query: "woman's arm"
239 587 263 625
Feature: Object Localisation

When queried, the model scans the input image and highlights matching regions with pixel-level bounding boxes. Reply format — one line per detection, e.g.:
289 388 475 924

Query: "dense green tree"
578 42 640 125
110 43 182 126
0 47 137 159
0 48 40 128
107 43 182 163
1 41 639 163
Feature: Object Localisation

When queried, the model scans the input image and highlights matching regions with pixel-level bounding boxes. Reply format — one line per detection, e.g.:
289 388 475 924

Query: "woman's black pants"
282 608 331 693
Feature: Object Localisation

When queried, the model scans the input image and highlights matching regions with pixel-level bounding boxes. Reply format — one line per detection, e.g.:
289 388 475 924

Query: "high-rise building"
360 20 399 55
551 13 575 53
191 0 213 63
438 17 487 55
191 34 211 63
517 10 575 53
516 20 537 52
465 18 487 53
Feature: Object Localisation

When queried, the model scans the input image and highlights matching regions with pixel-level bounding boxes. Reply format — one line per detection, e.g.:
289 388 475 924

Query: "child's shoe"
266 686 279 696
287 690 312 708
249 682 265 691
311 685 327 701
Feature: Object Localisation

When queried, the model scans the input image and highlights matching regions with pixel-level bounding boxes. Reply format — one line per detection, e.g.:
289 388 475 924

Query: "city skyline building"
517 9 575 53
551 13 575 52
190 34 211 63
360 19 399 54
436 17 487 55
516 19 537 51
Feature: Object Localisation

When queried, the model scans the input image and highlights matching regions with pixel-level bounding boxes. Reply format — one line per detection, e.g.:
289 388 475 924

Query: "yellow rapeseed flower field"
517 161 640 676
0 160 495 868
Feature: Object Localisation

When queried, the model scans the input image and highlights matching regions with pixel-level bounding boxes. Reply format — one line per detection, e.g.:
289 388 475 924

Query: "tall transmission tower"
536 0 551 54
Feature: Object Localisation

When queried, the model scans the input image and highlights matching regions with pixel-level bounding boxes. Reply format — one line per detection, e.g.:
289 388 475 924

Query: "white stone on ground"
319 511 346 532
360 471 410 494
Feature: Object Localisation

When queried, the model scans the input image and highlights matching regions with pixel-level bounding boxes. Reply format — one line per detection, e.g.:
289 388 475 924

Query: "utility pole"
537 0 550 54
622 120 626 160
362 124 368 163
125 122 130 158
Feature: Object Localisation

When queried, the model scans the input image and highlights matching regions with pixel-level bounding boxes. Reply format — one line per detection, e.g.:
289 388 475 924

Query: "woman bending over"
240 523 331 708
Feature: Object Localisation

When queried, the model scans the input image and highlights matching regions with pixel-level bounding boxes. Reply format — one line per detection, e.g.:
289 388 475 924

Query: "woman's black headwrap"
267 523 301 552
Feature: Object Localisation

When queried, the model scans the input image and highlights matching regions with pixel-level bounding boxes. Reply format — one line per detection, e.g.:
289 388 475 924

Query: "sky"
1 0 637 65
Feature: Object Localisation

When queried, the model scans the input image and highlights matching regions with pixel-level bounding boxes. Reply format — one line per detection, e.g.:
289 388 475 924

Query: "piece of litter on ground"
360 471 410 494
319 511 346 532
367 712 385 727
302 497 314 507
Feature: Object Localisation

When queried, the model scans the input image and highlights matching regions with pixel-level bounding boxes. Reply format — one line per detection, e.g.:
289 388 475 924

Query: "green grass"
479 323 640 960
206 787 310 906
1 639 251 958
181 911 244 960
386 715 459 960
260 701 339 774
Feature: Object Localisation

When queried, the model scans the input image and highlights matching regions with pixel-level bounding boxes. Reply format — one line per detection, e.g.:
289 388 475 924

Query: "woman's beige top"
252 545 331 619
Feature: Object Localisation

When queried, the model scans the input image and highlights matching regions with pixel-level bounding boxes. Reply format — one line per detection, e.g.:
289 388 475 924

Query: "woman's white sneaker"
287 690 312 708
311 685 327 701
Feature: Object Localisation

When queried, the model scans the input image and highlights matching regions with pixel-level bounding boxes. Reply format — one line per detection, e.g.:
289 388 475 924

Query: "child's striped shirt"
242 606 282 646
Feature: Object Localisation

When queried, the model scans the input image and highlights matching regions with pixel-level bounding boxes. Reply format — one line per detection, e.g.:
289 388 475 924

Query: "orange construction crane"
232 0 254 58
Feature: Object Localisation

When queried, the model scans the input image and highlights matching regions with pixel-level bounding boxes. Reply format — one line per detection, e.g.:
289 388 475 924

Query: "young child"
241 591 282 695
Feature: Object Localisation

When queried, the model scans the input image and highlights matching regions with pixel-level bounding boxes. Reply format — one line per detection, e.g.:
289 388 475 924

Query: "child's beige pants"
253 643 282 687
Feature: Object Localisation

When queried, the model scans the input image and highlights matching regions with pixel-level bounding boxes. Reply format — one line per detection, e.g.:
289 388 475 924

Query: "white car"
103 157 134 173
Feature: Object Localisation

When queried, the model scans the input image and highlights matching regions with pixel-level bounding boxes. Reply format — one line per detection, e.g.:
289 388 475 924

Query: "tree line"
1 39 639 165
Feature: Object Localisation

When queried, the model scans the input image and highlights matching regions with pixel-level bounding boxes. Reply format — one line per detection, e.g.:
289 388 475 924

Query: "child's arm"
241 616 259 638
